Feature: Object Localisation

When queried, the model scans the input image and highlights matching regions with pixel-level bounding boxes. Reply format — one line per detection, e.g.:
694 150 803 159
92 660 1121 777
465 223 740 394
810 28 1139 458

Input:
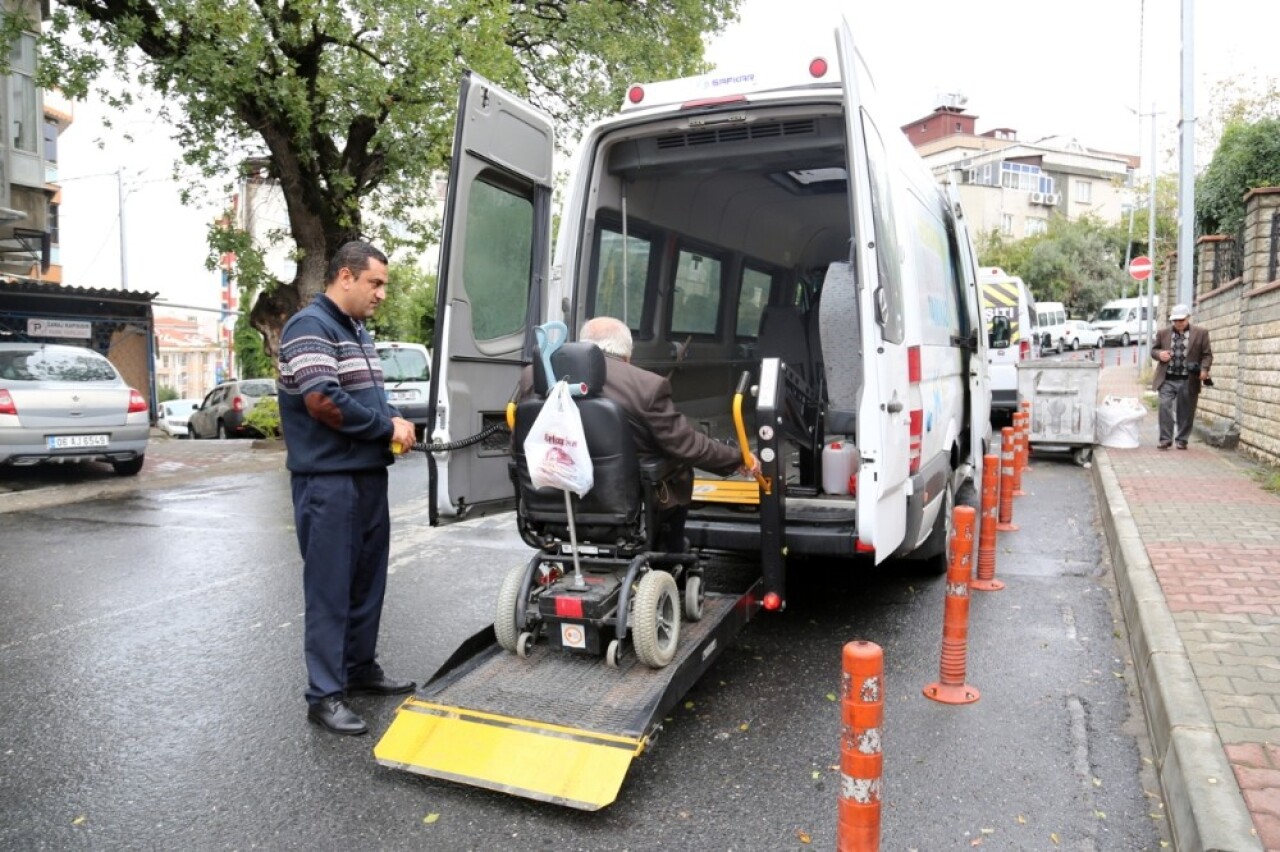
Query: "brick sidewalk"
1094 350 1280 851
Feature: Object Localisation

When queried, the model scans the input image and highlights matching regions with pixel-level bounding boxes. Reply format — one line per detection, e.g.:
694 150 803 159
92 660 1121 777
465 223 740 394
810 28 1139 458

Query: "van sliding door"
837 21 911 561
427 72 555 522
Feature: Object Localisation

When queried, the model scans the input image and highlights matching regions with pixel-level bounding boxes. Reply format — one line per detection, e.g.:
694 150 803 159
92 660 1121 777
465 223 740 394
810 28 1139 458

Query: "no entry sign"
1129 256 1153 280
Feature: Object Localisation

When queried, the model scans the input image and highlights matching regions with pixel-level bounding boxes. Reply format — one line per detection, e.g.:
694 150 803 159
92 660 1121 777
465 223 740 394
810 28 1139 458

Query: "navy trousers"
291 470 390 705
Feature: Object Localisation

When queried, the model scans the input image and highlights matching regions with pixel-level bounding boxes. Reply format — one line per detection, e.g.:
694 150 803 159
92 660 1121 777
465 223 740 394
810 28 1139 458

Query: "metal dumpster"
1016 357 1102 465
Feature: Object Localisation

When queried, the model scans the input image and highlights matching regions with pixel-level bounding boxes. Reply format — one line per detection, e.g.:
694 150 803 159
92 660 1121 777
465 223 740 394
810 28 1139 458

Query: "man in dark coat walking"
1151 303 1213 450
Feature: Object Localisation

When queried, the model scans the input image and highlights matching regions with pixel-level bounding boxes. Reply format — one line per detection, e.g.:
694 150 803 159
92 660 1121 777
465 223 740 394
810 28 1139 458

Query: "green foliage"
371 263 436 344
1196 117 1280 236
157 385 179 403
19 0 741 354
233 314 274 378
243 396 282 440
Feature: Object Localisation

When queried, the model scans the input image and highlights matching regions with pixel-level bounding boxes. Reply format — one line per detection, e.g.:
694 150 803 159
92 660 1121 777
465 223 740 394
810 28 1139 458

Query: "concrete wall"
1194 188 1280 466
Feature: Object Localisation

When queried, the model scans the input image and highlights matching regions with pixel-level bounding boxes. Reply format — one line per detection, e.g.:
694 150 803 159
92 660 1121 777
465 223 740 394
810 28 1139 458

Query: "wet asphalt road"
0 450 1169 850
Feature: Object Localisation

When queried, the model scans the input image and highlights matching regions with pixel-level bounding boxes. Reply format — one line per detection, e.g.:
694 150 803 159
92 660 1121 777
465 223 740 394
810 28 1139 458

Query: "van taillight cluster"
1018 339 1031 361
907 345 923 475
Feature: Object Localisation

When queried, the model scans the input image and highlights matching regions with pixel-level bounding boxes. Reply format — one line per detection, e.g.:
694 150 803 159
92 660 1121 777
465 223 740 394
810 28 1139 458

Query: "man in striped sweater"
278 240 419 735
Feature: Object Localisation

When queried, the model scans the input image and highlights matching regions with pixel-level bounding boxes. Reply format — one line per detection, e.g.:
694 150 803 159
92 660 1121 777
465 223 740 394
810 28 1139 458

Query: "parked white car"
157 398 202 438
1061 319 1103 350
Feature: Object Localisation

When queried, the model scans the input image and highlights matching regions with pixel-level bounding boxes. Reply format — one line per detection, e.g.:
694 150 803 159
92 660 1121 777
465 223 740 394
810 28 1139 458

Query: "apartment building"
902 100 1138 240
153 314 220 400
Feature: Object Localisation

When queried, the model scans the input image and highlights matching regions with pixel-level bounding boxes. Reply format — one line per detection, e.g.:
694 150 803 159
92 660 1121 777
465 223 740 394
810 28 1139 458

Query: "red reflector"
127 389 148 414
762 592 782 611
909 409 923 436
680 94 748 110
809 57 829 78
909 409 923 474
855 540 875 553
627 85 644 104
1019 339 1031 361
554 596 584 618
0 389 15 416
907 345 922 384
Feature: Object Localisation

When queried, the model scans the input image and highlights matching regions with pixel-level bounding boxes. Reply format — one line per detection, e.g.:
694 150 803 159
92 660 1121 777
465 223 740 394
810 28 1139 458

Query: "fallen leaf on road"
423 813 439 825
811 770 821 780
739 722 749 731
72 816 86 826
1092 777 1102 787
795 829 811 844
1016 815 1026 825
684 701 695 710
826 693 837 702
1050 833 1060 845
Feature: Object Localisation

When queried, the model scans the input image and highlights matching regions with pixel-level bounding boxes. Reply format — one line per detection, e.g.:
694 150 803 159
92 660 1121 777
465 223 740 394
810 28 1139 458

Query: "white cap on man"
1170 304 1190 321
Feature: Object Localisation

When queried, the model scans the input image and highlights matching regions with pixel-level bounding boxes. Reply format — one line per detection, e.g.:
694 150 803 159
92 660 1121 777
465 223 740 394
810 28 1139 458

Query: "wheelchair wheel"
633 570 680 669
495 563 527 653
684 574 705 622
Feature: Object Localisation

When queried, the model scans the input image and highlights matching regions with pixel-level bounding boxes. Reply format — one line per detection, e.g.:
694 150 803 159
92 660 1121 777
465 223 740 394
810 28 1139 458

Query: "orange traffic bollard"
838 640 883 852
972 454 1005 592
997 427 1018 532
1012 412 1028 497
923 505 980 705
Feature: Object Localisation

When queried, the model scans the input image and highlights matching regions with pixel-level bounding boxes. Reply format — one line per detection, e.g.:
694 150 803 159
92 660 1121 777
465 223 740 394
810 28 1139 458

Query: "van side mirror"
988 315 1012 349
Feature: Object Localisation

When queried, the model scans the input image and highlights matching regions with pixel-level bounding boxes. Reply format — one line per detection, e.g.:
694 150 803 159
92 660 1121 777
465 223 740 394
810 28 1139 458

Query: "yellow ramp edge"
692 478 760 505
374 697 645 811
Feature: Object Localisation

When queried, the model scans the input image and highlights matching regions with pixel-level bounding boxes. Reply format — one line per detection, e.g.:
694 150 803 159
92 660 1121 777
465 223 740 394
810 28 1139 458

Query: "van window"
737 265 773 339
592 223 653 332
462 175 533 341
860 110 905 344
905 194 960 343
671 247 723 336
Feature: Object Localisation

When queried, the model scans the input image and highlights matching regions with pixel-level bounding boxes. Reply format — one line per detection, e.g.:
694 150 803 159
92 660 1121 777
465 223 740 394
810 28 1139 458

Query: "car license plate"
390 390 413 402
47 434 109 450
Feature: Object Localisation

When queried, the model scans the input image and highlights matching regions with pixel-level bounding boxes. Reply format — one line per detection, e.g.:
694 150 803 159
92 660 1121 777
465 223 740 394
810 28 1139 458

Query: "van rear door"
947 179 990 477
837 21 911 561
427 72 555 522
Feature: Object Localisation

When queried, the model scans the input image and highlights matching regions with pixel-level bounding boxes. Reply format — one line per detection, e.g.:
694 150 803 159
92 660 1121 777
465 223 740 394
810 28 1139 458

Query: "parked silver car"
157 398 202 438
189 378 276 439
0 342 150 476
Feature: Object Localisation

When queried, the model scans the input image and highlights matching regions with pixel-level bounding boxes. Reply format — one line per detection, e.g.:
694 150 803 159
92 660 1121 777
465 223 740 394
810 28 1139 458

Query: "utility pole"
116 168 129 291
1142 103 1158 363
1177 0 1195 308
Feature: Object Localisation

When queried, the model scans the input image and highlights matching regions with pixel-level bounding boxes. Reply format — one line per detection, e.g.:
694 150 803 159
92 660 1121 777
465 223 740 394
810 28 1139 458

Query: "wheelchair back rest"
517 342 643 541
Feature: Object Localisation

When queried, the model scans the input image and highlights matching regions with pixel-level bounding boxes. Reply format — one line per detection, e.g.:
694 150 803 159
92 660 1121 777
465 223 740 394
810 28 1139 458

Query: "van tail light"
1019 338 1031 361
0 389 15 416
127 390 148 414
233 395 245 413
907 345 922 475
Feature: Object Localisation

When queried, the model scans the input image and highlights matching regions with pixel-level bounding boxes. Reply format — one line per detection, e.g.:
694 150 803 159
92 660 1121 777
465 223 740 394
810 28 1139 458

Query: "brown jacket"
1151 324 1213 392
518 355 742 508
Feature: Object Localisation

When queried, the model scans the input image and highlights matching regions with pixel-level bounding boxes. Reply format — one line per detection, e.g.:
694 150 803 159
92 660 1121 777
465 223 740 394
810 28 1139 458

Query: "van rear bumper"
684 518 858 558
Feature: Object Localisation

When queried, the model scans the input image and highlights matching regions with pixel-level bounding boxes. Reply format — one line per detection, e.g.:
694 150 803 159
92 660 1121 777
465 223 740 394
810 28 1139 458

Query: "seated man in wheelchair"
499 316 759 669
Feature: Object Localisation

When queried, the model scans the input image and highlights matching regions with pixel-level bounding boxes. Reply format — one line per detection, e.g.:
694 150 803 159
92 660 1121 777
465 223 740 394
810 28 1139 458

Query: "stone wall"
1194 188 1280 466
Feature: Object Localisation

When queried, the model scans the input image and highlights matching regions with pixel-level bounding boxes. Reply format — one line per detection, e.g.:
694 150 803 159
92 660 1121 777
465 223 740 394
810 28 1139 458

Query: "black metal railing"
1269 211 1280 284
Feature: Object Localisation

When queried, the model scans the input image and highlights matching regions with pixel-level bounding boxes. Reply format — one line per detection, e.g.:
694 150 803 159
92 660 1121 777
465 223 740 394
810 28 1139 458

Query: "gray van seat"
818 261 859 435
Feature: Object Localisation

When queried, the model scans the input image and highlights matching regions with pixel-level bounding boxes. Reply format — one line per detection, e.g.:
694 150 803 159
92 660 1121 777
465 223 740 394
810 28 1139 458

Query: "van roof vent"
655 118 818 150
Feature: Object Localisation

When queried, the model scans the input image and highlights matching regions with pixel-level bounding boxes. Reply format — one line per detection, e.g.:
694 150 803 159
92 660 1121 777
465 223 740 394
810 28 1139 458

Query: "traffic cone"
924 505 980 704
838 640 883 852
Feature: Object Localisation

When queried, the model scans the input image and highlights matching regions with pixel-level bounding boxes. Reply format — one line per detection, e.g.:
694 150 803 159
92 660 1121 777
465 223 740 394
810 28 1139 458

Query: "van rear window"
671 248 723 336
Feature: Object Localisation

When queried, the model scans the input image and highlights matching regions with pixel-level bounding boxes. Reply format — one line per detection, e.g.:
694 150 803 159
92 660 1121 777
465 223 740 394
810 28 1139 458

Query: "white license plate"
47 434 109 450
389 390 413 402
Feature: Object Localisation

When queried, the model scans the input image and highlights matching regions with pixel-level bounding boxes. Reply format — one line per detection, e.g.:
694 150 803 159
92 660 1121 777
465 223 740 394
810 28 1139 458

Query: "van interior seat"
818 261 859 435
756 304 817 392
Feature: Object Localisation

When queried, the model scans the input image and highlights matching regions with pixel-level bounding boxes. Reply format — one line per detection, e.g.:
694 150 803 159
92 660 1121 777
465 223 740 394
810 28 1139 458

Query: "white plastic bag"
1095 395 1146 449
524 380 594 496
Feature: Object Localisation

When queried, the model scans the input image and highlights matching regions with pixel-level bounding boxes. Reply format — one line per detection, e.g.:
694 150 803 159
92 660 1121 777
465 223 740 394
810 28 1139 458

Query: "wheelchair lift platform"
374 584 760 810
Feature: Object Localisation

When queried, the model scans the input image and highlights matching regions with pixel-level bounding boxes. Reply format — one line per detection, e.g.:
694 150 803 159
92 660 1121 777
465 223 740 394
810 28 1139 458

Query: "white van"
375 341 431 436
425 22 990 600
1093 297 1159 346
979 267 1035 415
1034 301 1067 353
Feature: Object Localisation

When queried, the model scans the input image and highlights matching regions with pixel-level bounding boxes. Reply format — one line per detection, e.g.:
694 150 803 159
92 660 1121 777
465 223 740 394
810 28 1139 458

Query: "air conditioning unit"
1029 191 1045 204
1044 192 1060 205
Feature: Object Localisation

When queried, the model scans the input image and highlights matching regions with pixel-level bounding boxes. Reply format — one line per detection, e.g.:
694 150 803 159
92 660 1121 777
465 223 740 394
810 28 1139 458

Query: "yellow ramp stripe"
374 698 644 811
692 478 760 505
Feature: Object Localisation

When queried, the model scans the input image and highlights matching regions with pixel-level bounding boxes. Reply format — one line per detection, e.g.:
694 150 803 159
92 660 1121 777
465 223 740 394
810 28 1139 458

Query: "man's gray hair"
581 316 633 359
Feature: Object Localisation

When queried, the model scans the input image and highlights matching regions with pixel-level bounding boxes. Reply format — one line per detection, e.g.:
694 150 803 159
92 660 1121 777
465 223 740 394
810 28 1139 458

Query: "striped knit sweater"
277 294 400 474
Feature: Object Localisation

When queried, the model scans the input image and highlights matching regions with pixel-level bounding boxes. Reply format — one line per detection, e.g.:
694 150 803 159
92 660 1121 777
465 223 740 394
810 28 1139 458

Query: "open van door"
837 21 911 561
947 177 990 479
427 72 555 523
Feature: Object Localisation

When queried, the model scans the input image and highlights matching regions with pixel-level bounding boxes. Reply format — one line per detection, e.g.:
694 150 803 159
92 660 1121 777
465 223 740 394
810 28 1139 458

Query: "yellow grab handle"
732 371 769 494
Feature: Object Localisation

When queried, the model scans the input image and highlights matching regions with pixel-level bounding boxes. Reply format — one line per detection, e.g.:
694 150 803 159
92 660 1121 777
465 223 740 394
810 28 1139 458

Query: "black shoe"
1157 442 1171 450
347 673 416 696
307 696 368 735
1176 442 1188 450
